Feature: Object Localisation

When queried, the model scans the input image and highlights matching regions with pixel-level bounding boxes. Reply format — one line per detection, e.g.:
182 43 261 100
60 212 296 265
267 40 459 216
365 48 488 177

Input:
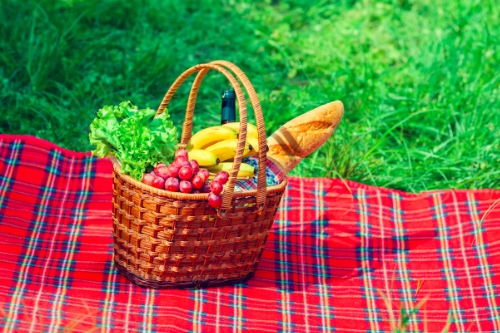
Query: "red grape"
179 166 193 180
201 183 211 193
142 173 156 186
174 155 188 166
167 165 180 178
189 160 200 174
180 161 191 168
151 177 165 189
154 165 169 179
192 189 201 194
175 148 188 159
197 169 209 182
179 180 193 193
213 171 229 185
208 193 222 208
165 177 180 192
191 175 204 189
210 180 223 195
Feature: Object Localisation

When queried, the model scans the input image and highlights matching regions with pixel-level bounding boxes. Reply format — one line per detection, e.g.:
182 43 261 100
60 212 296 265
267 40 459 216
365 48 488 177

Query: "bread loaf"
267 100 344 175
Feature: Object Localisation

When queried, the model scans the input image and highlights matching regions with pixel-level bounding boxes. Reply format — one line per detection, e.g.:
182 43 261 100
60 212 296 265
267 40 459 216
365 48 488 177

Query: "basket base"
114 260 255 289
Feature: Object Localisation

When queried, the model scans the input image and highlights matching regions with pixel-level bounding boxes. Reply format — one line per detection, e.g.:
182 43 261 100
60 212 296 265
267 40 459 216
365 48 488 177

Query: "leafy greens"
89 101 178 180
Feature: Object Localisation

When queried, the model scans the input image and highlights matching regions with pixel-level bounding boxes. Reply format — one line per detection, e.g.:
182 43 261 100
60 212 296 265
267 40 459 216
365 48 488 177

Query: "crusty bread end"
267 100 344 175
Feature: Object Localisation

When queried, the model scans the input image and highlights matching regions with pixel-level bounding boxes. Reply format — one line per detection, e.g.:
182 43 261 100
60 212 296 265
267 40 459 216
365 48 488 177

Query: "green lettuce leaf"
89 101 178 180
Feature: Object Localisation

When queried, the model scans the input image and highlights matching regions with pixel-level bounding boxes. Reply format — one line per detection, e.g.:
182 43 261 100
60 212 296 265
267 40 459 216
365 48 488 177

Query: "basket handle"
182 61 268 210
155 63 267 212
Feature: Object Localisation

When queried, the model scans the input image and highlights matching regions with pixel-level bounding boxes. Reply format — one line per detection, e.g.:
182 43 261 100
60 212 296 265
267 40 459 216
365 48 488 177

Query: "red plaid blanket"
0 134 499 332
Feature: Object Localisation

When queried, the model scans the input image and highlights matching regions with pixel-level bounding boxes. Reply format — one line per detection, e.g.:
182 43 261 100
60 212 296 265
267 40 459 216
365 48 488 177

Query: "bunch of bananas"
186 122 260 177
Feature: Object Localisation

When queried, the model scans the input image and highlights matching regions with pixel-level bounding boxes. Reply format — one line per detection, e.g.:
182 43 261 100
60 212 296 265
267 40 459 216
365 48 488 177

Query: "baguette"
267 100 344 175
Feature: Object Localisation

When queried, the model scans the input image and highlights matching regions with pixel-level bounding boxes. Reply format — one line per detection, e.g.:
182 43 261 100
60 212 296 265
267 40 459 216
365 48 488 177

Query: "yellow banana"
205 139 253 162
208 162 255 177
187 149 219 167
222 122 259 139
186 126 237 150
243 137 260 158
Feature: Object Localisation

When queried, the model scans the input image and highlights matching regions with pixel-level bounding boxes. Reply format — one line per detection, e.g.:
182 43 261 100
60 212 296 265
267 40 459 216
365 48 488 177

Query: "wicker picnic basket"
112 61 287 288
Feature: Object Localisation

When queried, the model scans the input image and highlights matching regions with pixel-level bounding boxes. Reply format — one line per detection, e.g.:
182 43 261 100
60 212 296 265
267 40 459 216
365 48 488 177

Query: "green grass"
1 0 499 191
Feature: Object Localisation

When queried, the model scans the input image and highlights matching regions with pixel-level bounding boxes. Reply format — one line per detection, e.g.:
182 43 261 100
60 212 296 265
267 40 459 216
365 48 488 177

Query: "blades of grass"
362 109 435 161
397 294 430 332
440 310 454 333
480 198 500 224
376 288 397 332
1 0 499 190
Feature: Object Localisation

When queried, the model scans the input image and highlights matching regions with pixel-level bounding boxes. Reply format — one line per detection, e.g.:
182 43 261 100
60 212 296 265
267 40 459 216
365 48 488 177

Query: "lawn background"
1 0 499 192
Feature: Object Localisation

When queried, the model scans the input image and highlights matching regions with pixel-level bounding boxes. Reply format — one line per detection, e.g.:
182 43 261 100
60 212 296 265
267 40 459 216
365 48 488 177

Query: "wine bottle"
221 89 236 124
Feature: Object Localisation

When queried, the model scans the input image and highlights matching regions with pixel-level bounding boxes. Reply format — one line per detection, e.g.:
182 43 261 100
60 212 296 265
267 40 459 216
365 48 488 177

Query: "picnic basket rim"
112 161 288 201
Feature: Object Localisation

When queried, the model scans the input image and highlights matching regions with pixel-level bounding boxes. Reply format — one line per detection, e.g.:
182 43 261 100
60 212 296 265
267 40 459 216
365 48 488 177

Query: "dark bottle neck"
221 89 236 124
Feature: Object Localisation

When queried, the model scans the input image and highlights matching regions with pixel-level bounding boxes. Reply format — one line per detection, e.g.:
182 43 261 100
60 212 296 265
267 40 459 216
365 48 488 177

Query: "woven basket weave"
112 61 287 288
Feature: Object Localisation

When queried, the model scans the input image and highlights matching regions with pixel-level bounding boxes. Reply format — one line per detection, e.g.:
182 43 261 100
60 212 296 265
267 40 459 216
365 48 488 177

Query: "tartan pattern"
235 156 285 191
0 135 499 332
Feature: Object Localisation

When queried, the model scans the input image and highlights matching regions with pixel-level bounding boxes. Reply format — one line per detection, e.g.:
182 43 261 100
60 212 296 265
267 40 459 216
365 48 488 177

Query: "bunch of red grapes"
141 148 229 208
